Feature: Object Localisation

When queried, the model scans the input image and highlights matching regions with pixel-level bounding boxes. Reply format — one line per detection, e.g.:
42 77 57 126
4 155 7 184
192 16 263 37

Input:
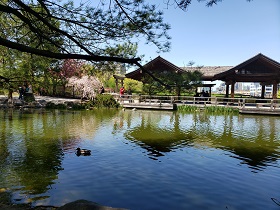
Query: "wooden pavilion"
213 53 280 99
125 56 219 95
126 56 184 80
125 53 280 99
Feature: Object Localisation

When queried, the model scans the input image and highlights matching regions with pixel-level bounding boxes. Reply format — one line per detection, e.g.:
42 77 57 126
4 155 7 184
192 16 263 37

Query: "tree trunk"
176 86 181 97
8 89 13 104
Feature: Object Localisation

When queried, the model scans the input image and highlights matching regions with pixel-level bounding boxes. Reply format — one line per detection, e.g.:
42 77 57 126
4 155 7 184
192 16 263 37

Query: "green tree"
142 77 166 95
124 78 143 94
0 0 252 62
0 1 64 100
141 67 202 96
0 47 20 101
93 43 141 88
0 0 171 64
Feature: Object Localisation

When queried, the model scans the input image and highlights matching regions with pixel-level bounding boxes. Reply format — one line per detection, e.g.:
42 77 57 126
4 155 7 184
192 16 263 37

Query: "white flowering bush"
67 75 101 100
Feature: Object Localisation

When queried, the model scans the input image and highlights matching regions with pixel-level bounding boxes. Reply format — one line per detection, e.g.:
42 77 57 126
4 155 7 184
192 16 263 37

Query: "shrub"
24 93 35 103
93 94 120 108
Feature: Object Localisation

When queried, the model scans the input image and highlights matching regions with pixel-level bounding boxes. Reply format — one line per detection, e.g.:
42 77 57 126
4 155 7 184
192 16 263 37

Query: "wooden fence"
111 94 280 110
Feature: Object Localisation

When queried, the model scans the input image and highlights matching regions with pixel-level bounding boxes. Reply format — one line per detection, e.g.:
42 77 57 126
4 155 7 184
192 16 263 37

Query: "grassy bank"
177 105 239 114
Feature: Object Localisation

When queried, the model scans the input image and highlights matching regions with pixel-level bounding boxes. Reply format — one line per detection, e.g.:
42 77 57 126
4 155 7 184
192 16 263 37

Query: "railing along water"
110 93 280 111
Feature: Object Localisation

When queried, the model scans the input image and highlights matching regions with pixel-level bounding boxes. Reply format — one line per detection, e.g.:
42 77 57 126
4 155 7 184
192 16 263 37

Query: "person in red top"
120 86 125 98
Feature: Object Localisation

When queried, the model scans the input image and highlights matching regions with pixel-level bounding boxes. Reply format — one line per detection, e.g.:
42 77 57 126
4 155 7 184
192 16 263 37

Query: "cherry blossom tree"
49 59 84 95
67 75 102 100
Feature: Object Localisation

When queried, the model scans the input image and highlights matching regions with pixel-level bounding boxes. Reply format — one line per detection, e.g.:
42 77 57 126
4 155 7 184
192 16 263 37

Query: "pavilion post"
225 80 234 98
225 84 229 98
230 81 235 98
260 84 265 99
272 81 278 99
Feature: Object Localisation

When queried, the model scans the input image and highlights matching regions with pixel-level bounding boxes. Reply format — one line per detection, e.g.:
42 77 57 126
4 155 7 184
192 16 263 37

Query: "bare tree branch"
12 0 94 55
0 36 140 64
135 61 171 88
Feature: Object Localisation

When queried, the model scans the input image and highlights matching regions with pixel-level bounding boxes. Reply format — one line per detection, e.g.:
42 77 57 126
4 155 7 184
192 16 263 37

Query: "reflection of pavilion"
227 145 279 172
124 112 195 160
125 125 194 159
123 111 280 171
199 114 280 172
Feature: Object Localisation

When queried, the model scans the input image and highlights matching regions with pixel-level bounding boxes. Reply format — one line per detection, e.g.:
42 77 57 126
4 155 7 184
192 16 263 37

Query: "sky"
134 0 280 69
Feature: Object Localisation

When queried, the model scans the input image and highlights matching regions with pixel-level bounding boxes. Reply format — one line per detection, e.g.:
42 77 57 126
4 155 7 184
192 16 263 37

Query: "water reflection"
122 111 280 171
0 109 280 209
205 115 280 172
124 111 194 159
0 109 118 203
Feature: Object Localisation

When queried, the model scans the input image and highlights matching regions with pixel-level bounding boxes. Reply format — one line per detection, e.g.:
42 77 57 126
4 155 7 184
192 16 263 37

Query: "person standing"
120 86 125 98
99 86 105 94
127 87 132 96
18 86 25 100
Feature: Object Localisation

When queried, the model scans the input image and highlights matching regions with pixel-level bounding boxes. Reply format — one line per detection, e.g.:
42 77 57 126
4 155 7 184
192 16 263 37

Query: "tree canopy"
0 0 252 64
0 0 172 64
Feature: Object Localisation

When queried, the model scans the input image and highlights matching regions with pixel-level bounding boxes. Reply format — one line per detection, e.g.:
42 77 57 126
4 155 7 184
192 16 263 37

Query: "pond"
0 109 280 210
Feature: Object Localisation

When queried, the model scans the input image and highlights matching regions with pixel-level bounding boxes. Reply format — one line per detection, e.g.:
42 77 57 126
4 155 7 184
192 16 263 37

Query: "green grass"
177 105 199 112
178 105 239 114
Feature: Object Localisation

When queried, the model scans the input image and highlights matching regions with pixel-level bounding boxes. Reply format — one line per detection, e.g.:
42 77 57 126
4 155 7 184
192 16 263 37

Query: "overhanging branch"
0 37 141 64
135 61 171 88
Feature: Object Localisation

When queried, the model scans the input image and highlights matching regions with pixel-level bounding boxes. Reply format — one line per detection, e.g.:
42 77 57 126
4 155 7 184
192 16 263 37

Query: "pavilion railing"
111 93 280 110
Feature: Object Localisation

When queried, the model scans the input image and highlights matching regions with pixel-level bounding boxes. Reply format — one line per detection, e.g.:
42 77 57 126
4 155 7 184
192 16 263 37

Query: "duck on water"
76 148 91 156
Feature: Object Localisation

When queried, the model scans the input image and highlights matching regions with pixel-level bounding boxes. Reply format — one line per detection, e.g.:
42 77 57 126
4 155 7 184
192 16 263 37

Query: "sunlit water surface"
0 109 280 210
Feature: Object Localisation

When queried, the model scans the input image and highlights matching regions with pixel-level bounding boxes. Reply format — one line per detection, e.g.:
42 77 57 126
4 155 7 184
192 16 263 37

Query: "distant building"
250 83 273 97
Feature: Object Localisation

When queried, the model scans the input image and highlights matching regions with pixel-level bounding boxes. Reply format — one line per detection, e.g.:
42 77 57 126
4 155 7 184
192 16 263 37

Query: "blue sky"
135 0 280 68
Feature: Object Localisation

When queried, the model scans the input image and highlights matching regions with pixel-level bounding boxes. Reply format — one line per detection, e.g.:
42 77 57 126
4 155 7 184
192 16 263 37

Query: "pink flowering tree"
49 59 84 95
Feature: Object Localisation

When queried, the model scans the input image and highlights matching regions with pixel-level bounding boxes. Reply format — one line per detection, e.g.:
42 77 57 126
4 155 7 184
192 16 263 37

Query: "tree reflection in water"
0 109 118 203
123 111 280 171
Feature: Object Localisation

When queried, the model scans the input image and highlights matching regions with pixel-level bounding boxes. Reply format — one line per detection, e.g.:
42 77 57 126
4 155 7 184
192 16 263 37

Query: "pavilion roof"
126 53 280 84
181 66 232 81
126 56 231 81
125 56 184 81
213 53 280 82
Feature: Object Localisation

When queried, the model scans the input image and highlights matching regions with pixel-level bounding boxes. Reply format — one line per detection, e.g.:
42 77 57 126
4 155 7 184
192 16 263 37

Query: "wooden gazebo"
125 53 280 99
125 56 218 95
213 53 280 99
125 56 185 80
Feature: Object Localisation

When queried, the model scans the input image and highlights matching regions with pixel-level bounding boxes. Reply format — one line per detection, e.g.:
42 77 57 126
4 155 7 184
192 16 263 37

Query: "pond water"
0 109 280 210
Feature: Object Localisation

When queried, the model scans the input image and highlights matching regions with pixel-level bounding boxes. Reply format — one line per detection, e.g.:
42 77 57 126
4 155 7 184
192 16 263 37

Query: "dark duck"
76 147 91 156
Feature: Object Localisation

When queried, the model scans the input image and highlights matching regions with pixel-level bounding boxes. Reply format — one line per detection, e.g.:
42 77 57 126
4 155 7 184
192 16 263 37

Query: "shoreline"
0 95 83 109
0 200 127 210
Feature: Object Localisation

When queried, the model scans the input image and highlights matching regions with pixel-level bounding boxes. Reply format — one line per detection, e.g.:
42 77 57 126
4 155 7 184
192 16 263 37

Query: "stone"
57 200 128 210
